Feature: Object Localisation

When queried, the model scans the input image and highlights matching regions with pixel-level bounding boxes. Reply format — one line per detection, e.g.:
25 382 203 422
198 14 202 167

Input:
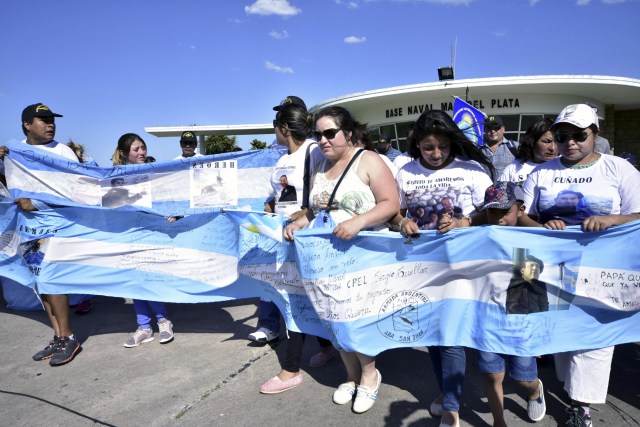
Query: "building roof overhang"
145 75 640 138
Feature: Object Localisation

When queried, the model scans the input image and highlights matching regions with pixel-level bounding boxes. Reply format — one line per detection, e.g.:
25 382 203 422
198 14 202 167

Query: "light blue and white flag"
453 97 486 145
3 139 281 215
293 223 640 357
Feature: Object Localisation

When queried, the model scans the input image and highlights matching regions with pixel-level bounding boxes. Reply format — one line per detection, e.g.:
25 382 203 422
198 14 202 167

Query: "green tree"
249 139 268 150
205 135 240 154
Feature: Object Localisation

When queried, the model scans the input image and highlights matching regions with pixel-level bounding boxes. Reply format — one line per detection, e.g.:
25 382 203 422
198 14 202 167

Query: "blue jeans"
477 351 538 382
133 299 168 329
429 346 466 411
257 300 280 332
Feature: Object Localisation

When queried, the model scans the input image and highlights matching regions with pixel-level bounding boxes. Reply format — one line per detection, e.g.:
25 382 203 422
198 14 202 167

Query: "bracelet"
399 217 412 229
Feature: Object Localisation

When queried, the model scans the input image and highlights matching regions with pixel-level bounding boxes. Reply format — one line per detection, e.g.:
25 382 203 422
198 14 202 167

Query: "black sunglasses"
312 128 341 142
554 130 592 144
272 119 278 128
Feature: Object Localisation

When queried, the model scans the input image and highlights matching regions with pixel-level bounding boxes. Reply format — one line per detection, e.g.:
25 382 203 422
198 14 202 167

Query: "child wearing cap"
440 181 547 425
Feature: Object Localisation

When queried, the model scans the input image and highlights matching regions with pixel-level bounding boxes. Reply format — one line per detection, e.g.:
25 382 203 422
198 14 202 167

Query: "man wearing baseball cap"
174 131 204 160
0 103 81 366
481 115 519 181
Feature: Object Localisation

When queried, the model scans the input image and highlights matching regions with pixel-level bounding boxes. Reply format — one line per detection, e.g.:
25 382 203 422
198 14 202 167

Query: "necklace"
561 154 600 170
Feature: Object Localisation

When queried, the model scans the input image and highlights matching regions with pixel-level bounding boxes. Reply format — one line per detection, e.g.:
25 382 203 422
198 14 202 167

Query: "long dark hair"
409 110 495 180
517 118 554 163
275 104 312 144
312 106 370 148
114 133 146 165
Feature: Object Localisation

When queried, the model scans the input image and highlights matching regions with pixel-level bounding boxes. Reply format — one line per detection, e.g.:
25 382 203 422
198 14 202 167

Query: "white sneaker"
124 327 154 348
158 318 174 344
248 327 279 343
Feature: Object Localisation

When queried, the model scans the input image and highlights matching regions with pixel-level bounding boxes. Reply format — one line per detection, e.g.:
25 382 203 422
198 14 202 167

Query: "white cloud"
602 0 625 3
576 0 591 5
344 36 366 43
228 18 248 24
395 0 475 5
529 0 541 5
348 1 359 8
265 60 294 73
492 30 507 37
245 0 301 16
270 30 289 39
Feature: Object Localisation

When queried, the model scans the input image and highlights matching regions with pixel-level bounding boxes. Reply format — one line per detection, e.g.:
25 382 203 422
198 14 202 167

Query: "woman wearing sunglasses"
519 104 640 426
284 106 399 413
389 109 494 427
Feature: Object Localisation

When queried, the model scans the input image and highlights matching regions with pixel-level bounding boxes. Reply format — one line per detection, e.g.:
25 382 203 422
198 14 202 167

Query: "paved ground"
0 295 638 426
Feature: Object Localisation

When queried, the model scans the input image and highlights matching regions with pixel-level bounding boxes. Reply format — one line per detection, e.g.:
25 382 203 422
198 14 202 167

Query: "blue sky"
1 0 639 166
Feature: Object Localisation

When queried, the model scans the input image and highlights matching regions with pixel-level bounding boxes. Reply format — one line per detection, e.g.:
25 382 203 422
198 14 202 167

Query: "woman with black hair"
284 106 400 414
258 103 337 394
389 109 494 427
500 118 557 186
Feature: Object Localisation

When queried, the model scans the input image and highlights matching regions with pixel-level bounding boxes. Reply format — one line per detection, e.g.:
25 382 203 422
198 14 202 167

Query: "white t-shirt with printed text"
395 158 493 223
522 154 640 224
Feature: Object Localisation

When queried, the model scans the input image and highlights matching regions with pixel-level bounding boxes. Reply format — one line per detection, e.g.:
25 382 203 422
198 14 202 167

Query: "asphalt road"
0 295 638 426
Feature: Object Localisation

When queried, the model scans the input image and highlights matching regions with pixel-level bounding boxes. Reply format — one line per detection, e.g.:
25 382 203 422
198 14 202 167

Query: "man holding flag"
0 103 81 366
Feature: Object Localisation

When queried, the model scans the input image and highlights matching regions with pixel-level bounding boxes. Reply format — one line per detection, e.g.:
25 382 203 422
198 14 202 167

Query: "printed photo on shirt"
536 188 612 225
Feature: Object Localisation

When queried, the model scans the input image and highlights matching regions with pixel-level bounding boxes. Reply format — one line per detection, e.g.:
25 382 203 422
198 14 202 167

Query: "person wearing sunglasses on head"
519 103 640 427
284 106 400 414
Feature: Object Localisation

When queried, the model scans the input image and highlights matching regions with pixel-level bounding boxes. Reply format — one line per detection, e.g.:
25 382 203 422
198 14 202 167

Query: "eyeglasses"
272 119 278 128
312 128 341 142
554 130 592 145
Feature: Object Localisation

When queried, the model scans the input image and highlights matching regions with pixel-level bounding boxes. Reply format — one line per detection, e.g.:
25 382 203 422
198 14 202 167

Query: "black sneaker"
49 336 80 366
32 336 59 361
566 406 593 427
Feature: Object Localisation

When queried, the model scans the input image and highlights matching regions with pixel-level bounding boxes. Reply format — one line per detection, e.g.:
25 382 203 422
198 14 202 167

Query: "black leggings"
282 332 332 372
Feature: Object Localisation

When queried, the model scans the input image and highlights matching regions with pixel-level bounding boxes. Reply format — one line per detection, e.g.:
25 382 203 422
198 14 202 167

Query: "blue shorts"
477 351 538 382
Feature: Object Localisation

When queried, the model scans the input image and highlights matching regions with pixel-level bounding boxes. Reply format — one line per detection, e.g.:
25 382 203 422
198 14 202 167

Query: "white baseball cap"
553 104 599 130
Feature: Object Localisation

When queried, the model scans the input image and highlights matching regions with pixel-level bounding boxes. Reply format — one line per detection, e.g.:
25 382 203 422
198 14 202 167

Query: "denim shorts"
477 351 538 382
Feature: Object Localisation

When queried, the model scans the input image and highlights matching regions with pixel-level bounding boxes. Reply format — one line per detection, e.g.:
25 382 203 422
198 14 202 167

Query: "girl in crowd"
519 104 640 427
284 106 399 414
258 103 336 394
390 109 494 427
114 133 176 348
499 118 558 185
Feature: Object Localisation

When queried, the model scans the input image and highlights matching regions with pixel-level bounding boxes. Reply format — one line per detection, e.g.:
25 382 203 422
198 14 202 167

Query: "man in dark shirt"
506 255 550 314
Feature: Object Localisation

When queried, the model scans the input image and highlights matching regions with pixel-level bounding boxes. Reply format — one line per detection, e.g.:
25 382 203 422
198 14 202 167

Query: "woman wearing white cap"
519 104 640 427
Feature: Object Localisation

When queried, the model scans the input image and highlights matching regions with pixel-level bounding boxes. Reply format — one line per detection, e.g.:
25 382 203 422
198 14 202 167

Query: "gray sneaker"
124 327 154 348
527 379 546 422
158 318 174 344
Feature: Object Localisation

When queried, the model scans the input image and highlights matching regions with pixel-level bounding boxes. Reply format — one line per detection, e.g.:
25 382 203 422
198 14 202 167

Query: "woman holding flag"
284 106 399 414
390 109 494 427
113 133 176 348
519 104 640 427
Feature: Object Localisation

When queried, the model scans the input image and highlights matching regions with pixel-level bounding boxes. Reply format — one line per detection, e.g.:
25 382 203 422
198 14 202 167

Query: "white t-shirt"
379 152 398 177
22 139 79 162
499 160 538 187
173 153 205 160
522 154 640 225
1 139 79 175
393 153 412 170
395 158 492 226
270 139 319 216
